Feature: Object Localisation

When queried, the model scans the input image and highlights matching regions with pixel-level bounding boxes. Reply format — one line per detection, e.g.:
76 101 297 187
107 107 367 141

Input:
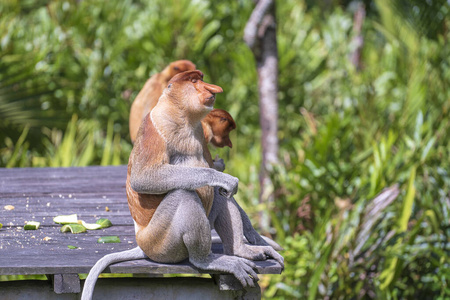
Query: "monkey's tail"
81 246 147 300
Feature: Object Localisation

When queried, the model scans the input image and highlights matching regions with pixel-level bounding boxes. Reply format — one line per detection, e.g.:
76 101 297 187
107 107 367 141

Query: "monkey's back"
129 74 165 143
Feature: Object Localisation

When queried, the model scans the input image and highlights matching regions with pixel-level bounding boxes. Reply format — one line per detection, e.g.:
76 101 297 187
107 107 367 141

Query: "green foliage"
1 0 449 298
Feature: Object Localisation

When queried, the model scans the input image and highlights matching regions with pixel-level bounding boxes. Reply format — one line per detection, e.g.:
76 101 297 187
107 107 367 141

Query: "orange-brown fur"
126 115 166 228
129 60 196 143
202 109 236 148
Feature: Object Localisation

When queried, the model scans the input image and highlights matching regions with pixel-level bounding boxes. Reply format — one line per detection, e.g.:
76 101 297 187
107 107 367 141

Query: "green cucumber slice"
24 221 40 230
97 236 121 243
53 214 78 224
60 224 86 234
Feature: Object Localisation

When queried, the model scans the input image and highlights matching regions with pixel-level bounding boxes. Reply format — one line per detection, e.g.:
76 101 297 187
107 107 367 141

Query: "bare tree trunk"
244 0 279 232
350 2 366 70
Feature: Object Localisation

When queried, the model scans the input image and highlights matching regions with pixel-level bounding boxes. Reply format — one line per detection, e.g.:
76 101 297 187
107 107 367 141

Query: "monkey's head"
166 70 223 120
204 109 236 148
162 60 196 81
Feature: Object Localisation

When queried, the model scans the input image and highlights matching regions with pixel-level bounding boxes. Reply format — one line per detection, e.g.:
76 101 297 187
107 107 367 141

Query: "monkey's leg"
237 204 283 251
209 188 284 268
136 189 259 287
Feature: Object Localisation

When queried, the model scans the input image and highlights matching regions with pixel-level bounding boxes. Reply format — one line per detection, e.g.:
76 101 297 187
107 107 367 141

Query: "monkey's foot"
233 245 285 269
190 254 259 287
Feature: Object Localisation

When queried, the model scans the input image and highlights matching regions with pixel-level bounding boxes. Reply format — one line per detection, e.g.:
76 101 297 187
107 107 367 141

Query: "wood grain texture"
0 166 282 276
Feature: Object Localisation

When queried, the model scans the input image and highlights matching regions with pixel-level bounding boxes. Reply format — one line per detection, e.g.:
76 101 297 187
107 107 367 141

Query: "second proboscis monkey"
82 71 283 300
201 108 236 171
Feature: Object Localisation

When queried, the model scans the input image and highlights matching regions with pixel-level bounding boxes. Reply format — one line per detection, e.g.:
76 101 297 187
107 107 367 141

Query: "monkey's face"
211 120 234 148
167 60 196 79
168 70 223 117
206 109 236 148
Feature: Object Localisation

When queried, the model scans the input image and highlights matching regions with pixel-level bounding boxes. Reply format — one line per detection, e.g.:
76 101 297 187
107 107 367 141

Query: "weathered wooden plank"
0 277 249 300
1 215 132 227
0 166 127 194
0 166 283 278
0 165 126 178
52 274 81 294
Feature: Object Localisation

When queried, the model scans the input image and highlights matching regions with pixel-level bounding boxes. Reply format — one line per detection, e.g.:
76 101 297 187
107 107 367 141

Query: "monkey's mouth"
204 95 216 107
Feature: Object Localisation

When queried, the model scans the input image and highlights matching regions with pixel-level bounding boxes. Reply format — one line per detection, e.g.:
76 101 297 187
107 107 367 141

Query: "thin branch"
243 0 273 49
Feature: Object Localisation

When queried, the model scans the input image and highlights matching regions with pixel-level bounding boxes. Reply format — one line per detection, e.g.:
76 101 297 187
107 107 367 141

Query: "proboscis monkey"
201 108 236 172
129 60 196 143
82 71 283 300
201 110 281 249
202 108 236 148
128 61 277 245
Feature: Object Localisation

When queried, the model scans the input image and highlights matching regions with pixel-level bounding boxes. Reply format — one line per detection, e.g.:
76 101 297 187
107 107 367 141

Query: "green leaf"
67 245 78 249
398 167 416 232
381 167 417 290
96 218 113 229
420 137 435 163
308 243 333 300
24 221 40 230
60 224 87 234
0 223 3 229
6 126 29 168
53 214 78 224
97 236 121 244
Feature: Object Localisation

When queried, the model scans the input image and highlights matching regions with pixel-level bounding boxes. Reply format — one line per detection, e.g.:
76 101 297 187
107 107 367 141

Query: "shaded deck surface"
0 165 282 276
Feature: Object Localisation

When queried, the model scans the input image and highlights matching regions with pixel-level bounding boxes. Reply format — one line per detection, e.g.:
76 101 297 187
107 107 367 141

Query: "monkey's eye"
173 67 180 71
191 78 197 83
168 83 172 89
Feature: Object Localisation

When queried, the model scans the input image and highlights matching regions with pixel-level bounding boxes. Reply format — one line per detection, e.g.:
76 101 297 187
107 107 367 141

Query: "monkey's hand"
212 156 225 172
216 173 238 198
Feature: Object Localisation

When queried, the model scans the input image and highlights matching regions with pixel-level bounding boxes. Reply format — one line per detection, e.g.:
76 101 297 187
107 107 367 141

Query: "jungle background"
1 0 449 299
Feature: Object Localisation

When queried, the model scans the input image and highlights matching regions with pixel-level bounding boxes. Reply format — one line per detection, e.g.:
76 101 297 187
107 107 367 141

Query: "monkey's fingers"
265 248 285 270
243 261 259 286
234 259 259 287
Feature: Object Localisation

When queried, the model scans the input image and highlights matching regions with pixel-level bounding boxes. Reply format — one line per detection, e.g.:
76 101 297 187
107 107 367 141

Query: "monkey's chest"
171 155 214 216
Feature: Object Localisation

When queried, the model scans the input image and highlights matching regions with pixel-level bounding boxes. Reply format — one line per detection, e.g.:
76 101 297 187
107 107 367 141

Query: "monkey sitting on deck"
128 60 283 246
81 71 284 300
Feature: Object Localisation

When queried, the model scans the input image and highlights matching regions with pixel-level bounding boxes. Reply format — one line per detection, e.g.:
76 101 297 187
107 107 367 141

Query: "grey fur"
81 247 146 300
130 164 239 198
80 190 283 300
238 204 284 251
208 188 284 266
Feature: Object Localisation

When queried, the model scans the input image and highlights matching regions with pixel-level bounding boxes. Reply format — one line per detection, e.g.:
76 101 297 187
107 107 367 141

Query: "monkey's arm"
130 164 238 198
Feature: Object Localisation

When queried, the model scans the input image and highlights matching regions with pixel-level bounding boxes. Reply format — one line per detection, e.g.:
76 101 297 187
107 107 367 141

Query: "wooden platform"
0 166 282 299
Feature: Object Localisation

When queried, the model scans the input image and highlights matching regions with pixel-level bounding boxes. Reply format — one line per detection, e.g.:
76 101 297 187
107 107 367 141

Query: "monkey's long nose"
203 83 223 94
